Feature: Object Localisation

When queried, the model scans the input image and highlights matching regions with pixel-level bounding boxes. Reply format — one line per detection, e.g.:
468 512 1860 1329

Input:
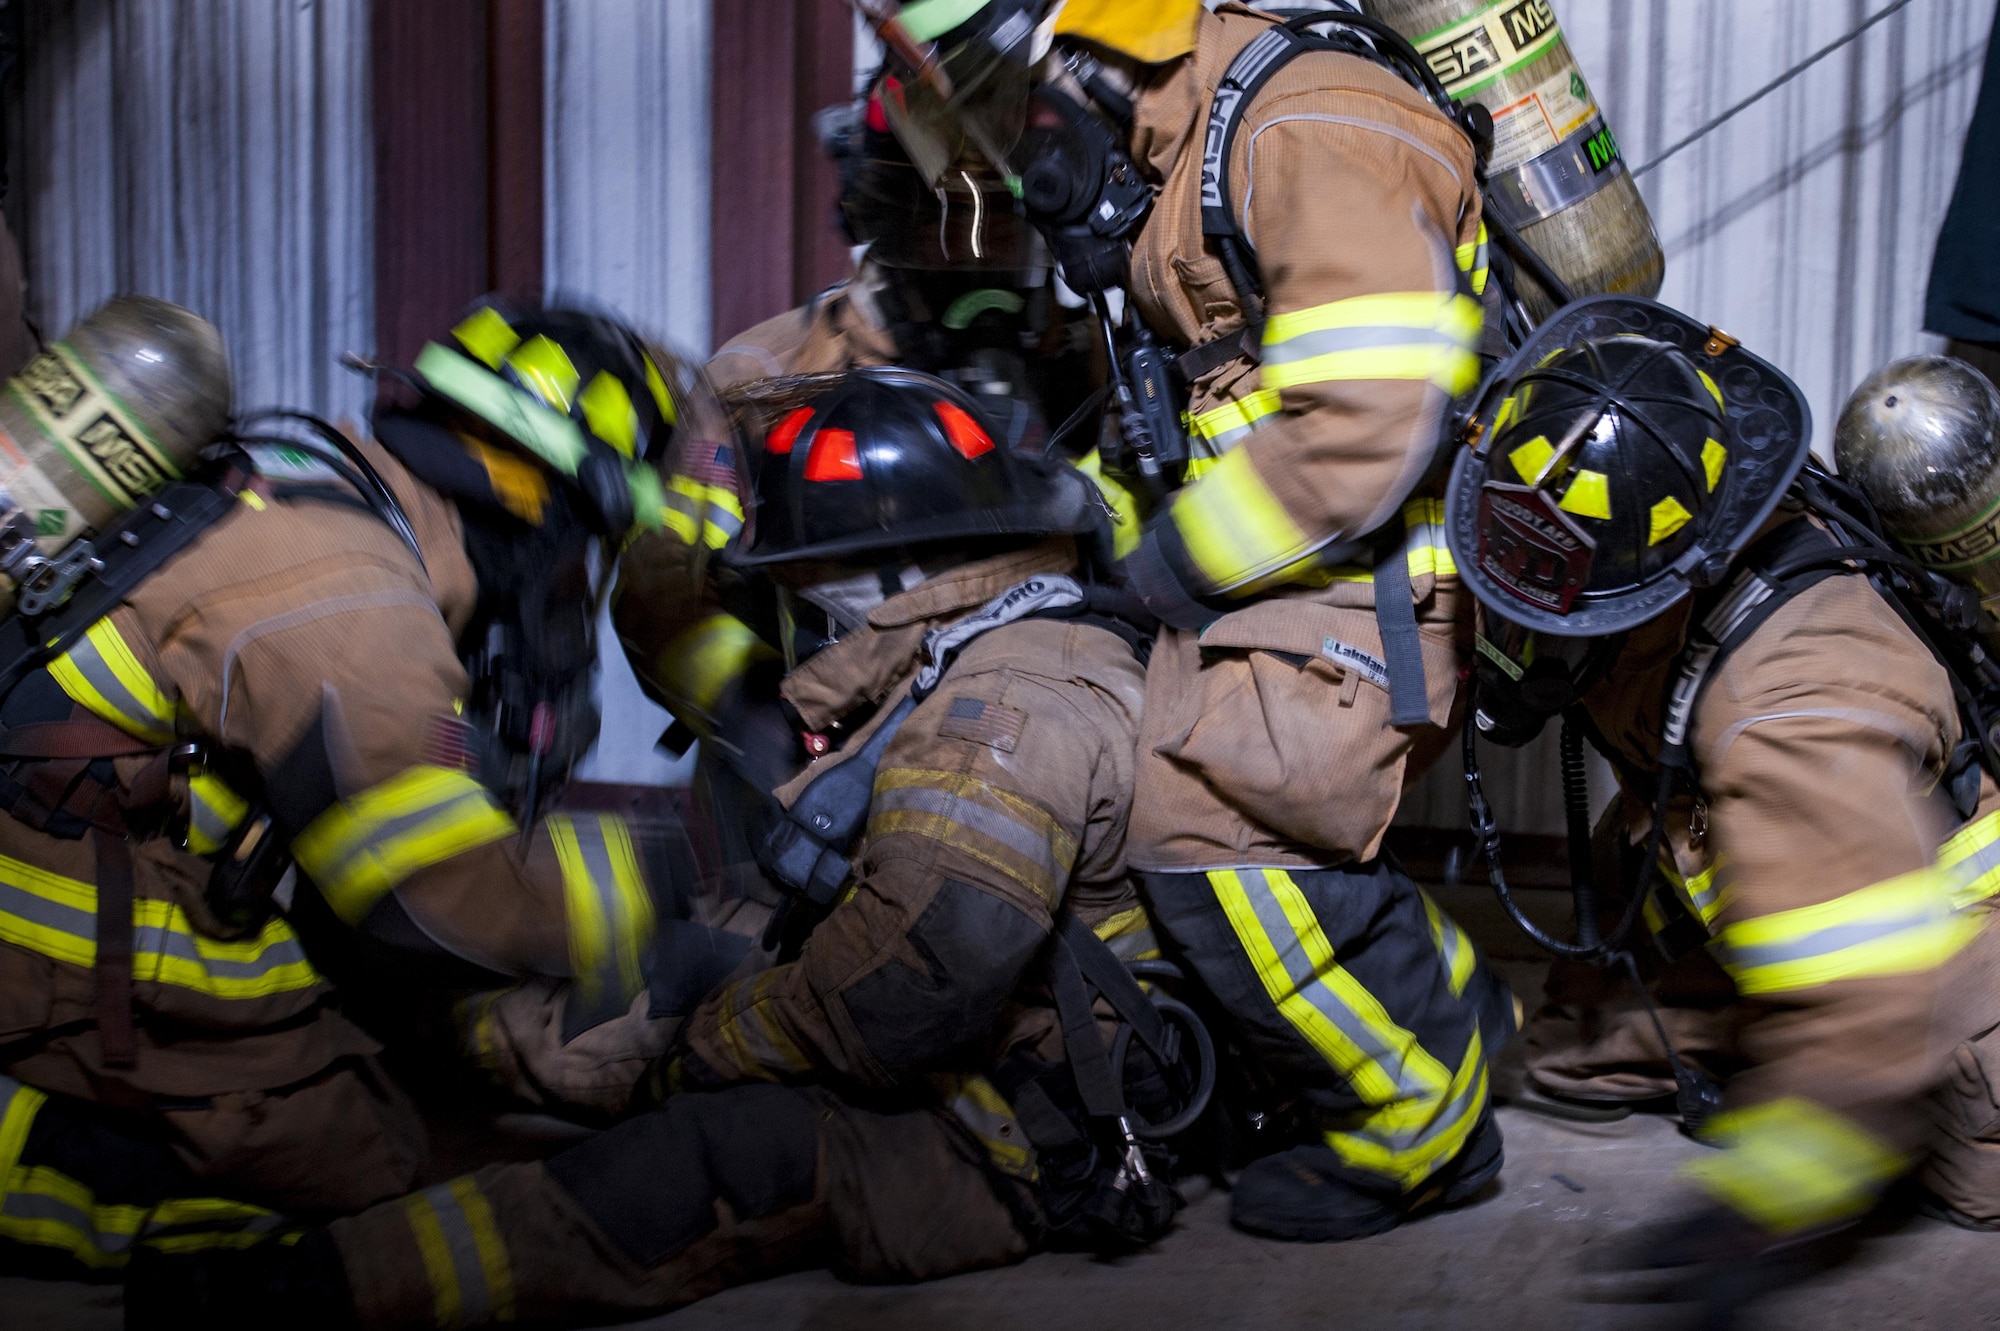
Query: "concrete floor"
6 883 1998 1330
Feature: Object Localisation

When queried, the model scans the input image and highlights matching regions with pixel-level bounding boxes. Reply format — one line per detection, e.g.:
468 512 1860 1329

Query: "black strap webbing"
1373 540 1431 727
93 828 137 1069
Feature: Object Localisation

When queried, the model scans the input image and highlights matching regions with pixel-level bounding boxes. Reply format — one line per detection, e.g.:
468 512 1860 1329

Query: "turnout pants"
0 1065 419 1276
327 1084 1032 1328
1143 861 1514 1196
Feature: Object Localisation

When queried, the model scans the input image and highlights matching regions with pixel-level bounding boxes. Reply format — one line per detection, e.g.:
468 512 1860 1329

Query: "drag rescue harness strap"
753 573 1187 1136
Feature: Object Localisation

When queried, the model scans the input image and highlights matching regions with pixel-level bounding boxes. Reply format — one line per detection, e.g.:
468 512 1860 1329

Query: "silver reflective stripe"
130 918 310 983
869 785 1065 877
58 632 171 739
2 1188 135 1259
560 816 646 1000
0 874 93 953
307 788 495 893
1725 907 1949 976
1261 323 1470 367
1342 1053 1484 1154
422 1185 495 1324
664 488 744 537
1233 869 1434 1102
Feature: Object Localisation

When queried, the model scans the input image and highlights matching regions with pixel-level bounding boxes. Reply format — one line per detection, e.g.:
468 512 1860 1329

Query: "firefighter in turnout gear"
125 366 1214 1328
0 298 723 1276
1445 296 2000 1312
866 0 1515 1239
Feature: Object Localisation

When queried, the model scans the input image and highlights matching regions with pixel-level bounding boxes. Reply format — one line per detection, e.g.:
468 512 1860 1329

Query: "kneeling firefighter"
127 367 1214 1328
862 0 1522 1239
0 295 723 1275
1445 296 2000 1313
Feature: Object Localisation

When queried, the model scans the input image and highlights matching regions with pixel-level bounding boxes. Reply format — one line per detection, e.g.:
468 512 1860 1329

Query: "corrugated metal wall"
1401 0 1999 834
543 0 711 354
10 0 372 423
545 0 713 785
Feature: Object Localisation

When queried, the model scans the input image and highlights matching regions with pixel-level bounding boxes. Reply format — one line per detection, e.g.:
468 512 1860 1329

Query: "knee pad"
545 1084 820 1267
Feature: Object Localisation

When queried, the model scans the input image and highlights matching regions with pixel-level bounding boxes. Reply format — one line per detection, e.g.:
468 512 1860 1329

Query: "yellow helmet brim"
1051 0 1201 63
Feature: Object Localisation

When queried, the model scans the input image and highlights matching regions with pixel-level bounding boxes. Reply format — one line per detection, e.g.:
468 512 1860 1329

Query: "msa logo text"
1501 0 1556 48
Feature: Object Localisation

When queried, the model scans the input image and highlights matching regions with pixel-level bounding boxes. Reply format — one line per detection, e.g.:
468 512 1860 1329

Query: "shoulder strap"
1661 518 1847 769
0 477 241 702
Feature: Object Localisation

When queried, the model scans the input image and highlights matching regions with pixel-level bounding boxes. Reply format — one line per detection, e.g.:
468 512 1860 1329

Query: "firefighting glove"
1576 1203 1850 1328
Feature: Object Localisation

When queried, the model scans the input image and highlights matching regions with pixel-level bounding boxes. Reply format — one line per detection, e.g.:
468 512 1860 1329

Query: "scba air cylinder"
1363 0 1665 317
0 296 231 609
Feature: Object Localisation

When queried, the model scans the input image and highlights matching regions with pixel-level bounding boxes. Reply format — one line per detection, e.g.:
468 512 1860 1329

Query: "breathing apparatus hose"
1461 702 1665 964
1464 700 1726 1130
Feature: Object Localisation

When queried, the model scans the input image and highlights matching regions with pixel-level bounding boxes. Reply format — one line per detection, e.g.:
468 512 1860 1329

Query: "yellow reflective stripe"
1188 387 1282 451
870 768 1079 905
1262 498 1456 592
1208 868 1449 1107
292 766 516 925
1260 292 1481 396
579 371 638 457
1418 888 1476 998
0 1103 285 1270
1683 1096 1904 1235
0 854 320 998
185 769 251 857
712 968 811 1080
0 1077 44 1176
1170 447 1311 592
1074 450 1143 560
1324 1029 1490 1191
449 1178 516 1324
1092 904 1162 962
548 813 655 1008
404 1188 464 1328
1721 867 1978 995
47 619 175 743
654 612 773 719
661 475 745 551
1455 223 1490 296
505 334 581 413
1940 810 2000 910
935 1072 1037 1180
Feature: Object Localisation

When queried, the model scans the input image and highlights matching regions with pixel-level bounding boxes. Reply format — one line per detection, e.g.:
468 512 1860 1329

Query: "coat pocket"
1151 600 1448 860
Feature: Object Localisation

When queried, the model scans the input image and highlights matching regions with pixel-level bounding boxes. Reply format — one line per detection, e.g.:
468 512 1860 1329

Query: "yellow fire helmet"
1051 0 1202 64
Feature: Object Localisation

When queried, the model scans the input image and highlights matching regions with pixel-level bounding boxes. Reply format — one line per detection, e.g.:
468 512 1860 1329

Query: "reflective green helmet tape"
942 287 1026 330
899 0 991 41
414 342 587 476
627 463 667 534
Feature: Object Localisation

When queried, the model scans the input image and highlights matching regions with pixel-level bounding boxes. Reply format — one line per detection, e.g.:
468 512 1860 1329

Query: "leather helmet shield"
1475 482 1596 615
732 365 1096 567
1447 296 1811 637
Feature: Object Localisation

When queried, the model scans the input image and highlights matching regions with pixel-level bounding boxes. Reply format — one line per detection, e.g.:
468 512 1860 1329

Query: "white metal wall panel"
1401 0 1997 833
546 0 712 785
544 0 711 353
12 0 372 423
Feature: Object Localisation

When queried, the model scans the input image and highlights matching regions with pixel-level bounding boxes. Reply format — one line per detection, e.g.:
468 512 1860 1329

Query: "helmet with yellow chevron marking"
399 297 743 547
1446 296 1809 639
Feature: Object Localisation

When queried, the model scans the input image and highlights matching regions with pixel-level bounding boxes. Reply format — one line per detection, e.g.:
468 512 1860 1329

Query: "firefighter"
861 0 1517 1239
0 297 715 1273
125 366 1210 1328
1444 296 2000 1313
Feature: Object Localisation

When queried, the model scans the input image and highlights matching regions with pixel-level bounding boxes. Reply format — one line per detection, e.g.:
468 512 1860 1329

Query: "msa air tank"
1363 0 1664 318
0 296 231 614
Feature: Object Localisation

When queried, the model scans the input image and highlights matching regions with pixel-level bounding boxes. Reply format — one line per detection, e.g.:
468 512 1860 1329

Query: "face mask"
1472 612 1622 747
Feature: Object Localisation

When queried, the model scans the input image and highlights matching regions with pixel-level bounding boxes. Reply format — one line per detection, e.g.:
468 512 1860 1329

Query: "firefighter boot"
1230 1112 1503 1241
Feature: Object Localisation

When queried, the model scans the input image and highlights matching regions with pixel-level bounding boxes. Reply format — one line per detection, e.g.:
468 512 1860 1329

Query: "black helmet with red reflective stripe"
730 366 1096 566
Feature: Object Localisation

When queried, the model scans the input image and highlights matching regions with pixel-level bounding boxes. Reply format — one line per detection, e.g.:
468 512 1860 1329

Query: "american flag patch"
421 714 480 773
937 696 1028 752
